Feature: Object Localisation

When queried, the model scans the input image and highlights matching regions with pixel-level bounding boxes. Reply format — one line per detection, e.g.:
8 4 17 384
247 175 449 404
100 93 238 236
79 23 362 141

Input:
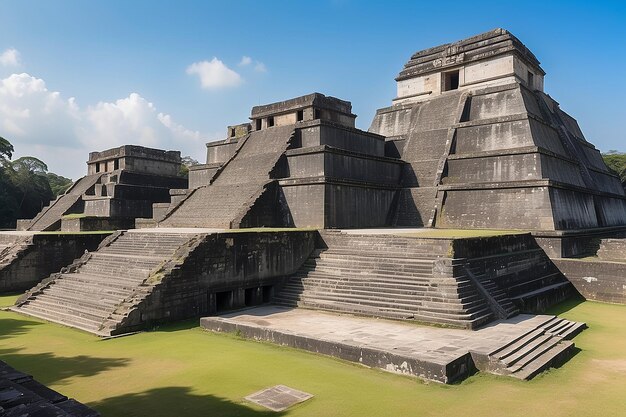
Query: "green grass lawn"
1 295 625 417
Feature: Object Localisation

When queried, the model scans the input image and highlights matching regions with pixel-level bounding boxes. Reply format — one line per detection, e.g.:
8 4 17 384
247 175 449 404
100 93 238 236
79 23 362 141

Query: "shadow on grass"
0 317 43 339
0 347 129 386
146 318 200 333
546 295 586 316
89 387 286 417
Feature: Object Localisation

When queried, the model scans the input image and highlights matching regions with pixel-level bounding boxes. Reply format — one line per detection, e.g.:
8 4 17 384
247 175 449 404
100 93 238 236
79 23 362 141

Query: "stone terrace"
201 306 585 383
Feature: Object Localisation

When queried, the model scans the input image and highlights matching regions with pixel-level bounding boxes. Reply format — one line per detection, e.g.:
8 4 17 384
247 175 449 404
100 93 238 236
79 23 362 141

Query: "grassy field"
0 294 625 417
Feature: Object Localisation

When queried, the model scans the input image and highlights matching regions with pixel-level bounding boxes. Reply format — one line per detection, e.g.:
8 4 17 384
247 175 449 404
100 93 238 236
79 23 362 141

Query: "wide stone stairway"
12 231 198 336
274 232 494 329
159 125 294 228
24 173 104 231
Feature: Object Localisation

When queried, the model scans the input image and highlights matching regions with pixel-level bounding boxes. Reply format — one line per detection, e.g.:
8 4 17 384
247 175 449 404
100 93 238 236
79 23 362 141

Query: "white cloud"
186 58 242 89
254 62 267 73
0 72 205 179
0 48 21 67
239 56 252 66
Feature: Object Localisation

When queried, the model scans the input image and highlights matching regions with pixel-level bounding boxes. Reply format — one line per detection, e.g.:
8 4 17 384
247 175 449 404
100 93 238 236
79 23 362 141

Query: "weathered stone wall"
284 147 402 185
597 239 626 261
299 122 385 156
84 198 155 218
117 231 317 332
0 232 110 292
61 217 135 232
554 258 626 304
394 29 545 105
188 163 221 188
206 140 239 164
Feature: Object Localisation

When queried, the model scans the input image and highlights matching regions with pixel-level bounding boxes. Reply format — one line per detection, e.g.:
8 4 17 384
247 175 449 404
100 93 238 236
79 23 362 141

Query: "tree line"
0 136 72 229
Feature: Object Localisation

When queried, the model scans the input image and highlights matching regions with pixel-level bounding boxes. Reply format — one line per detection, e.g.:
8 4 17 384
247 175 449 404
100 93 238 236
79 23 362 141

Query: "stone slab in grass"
245 385 313 412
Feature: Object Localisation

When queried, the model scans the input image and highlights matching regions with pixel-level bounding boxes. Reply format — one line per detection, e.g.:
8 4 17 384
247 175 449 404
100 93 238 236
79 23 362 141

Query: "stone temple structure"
370 28 626 232
138 93 401 229
4 28 626 384
17 145 186 232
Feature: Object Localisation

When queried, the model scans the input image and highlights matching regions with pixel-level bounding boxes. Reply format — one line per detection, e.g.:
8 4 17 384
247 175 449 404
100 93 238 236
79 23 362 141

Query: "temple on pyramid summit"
3 28 626 384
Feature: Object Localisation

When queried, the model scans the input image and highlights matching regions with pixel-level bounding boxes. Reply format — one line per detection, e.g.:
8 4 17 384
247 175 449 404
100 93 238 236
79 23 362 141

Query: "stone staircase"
12 231 197 336
274 232 495 329
393 92 469 227
484 316 586 380
25 173 103 231
465 248 574 314
159 125 294 228
466 265 520 319
0 235 33 272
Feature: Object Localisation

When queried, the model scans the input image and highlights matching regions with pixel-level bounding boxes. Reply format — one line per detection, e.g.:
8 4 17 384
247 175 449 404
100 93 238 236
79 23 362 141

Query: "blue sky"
0 0 625 179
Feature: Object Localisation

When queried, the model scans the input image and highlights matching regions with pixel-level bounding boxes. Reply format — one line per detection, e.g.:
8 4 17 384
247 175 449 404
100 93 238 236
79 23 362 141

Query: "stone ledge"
439 179 626 199
284 144 404 164
278 176 401 189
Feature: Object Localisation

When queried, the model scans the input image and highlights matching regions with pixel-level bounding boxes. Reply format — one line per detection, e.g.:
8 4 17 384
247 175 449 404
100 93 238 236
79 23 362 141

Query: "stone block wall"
116 231 317 332
554 258 626 304
0 232 110 292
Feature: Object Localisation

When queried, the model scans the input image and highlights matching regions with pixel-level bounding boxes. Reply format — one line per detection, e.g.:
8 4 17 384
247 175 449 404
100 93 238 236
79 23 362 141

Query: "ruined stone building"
369 28 626 232
17 145 186 232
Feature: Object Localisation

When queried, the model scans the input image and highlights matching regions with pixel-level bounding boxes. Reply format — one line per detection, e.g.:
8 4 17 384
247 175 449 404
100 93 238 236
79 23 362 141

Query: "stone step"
540 317 587 339
505 272 566 295
276 286 483 312
57 272 147 287
485 315 586 380
277 291 489 318
34 292 119 313
25 297 112 321
281 300 493 329
290 272 475 293
88 253 162 265
77 265 152 279
511 341 575 380
43 285 131 302
282 279 478 301
296 266 434 280
304 259 434 274
510 281 572 303
290 273 443 287
98 247 182 257
318 250 440 260
506 335 562 371
280 281 481 305
490 328 545 360
15 303 105 334
43 283 129 301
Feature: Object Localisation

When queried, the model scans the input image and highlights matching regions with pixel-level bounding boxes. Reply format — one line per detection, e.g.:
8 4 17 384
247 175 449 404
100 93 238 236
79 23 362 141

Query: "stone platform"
201 306 585 383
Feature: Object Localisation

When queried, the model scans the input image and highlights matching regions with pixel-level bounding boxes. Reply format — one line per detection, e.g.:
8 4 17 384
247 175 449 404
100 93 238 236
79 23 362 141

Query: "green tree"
178 155 200 178
0 136 14 161
0 138 57 228
46 172 73 196
7 156 54 220
602 151 626 189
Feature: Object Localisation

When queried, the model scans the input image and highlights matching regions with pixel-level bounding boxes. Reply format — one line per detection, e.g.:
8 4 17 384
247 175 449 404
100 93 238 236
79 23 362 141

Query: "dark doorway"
443 70 460 91
215 291 233 312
